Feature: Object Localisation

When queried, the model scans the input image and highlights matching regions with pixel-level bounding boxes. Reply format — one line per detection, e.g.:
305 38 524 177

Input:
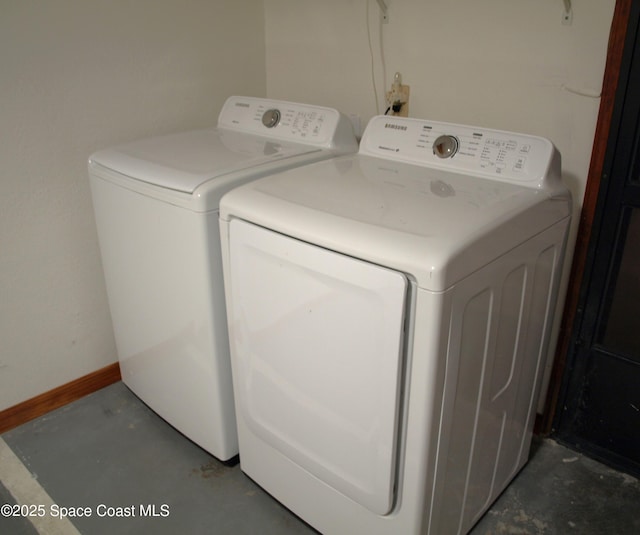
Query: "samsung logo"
385 123 407 131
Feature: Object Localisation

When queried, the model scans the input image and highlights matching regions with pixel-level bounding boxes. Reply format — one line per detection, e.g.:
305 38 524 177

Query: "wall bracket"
376 0 389 23
562 0 573 25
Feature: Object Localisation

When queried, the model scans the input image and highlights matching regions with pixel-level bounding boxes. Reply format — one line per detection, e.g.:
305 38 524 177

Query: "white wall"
265 0 616 407
0 0 618 414
0 0 266 411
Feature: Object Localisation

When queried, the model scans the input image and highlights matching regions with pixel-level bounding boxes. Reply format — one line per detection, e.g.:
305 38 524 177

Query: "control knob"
433 135 459 159
262 109 281 128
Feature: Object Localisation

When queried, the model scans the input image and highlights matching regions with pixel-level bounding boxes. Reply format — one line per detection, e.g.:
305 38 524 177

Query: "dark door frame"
542 0 634 433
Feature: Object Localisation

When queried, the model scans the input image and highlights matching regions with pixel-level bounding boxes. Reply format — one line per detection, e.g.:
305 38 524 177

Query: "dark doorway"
554 0 640 477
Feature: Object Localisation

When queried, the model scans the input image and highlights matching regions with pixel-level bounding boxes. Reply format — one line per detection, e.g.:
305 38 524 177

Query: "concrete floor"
1 382 639 535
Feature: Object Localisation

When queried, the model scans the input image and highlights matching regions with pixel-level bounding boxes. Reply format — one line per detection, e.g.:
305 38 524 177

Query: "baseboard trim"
0 362 121 434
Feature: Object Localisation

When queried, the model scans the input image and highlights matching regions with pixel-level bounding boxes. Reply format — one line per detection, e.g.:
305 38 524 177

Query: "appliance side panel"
436 286 494 533
430 220 570 534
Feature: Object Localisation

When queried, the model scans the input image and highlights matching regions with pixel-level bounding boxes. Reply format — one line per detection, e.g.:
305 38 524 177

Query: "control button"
514 156 526 171
262 109 281 128
433 135 459 159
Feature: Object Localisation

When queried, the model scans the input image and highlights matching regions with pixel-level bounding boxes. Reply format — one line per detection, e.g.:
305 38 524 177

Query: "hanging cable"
366 1 379 114
366 0 387 115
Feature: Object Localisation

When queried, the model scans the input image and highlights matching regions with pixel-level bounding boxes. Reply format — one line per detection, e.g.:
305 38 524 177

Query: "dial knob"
262 109 281 128
433 135 459 159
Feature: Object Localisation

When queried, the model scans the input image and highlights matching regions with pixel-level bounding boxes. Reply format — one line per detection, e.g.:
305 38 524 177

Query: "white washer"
88 96 357 461
220 115 571 532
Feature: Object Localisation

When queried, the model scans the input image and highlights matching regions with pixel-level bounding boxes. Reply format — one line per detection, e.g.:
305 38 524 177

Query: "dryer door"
228 219 407 515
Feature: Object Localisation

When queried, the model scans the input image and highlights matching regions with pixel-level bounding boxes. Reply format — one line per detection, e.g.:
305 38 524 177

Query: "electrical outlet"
386 85 410 117
385 72 410 117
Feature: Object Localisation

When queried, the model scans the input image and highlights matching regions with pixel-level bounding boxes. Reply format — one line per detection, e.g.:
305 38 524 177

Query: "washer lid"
89 127 318 194
220 154 571 291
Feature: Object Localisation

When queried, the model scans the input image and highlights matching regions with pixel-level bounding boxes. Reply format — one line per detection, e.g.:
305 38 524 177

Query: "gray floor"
1 382 639 535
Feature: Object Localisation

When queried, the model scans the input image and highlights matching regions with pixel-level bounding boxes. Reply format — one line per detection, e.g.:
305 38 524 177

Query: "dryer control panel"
359 115 558 188
218 96 353 149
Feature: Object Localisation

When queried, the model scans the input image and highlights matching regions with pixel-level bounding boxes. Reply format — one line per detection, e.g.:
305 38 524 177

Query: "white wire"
379 2 387 111
366 0 387 115
366 1 378 114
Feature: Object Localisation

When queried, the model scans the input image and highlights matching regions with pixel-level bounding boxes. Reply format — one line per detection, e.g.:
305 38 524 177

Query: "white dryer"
219 115 571 532
88 96 357 461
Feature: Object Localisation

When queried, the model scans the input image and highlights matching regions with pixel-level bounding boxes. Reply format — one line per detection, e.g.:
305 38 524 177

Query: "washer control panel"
218 96 343 146
360 115 555 186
